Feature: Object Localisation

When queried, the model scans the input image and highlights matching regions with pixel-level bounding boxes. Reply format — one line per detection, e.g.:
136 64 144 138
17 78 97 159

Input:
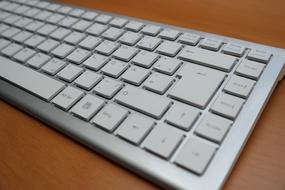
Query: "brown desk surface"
1 0 285 189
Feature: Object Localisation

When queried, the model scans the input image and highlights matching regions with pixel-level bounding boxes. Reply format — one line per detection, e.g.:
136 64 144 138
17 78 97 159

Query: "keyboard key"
82 53 109 71
153 56 181 75
117 114 154 145
66 48 90 64
37 38 59 53
51 43 74 58
224 75 255 98
169 63 226 109
72 20 92 32
158 29 180 40
175 137 216 174
132 50 158 68
14 17 32 28
69 8 85 17
1 27 21 38
12 31 33 43
86 23 107 36
1 43 22 57
144 123 183 159
222 43 245 57
125 21 144 32
36 11 52 21
141 24 161 36
41 58 66 75
74 70 102 90
112 45 138 61
46 3 61 11
13 47 36 62
50 27 71 40
137 36 161 51
24 34 45 48
110 17 128 28
121 65 149 85
156 41 182 56
57 64 83 82
119 31 142 46
143 72 173 94
46 13 64 24
178 46 236 72
24 8 40 17
178 33 201 46
166 103 200 131
195 113 232 144
210 93 245 120
0 38 10 50
101 59 128 78
0 56 65 101
115 86 172 119
27 52 50 69
199 38 223 51
64 31 86 45
58 16 78 27
37 24 57 36
25 20 44 32
52 86 84 110
57 6 72 14
93 78 123 99
81 11 98 20
71 94 105 121
235 59 265 80
247 48 271 63
95 14 112 24
102 27 124 41
79 36 102 50
95 40 119 55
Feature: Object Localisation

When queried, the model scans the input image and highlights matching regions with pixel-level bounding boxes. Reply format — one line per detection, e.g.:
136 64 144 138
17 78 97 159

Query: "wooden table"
1 0 285 189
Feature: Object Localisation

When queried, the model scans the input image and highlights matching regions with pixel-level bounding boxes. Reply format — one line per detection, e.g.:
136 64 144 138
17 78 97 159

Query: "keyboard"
0 0 284 189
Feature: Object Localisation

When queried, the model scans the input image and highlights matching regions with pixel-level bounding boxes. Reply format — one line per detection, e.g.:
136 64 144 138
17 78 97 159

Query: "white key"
119 31 142 46
144 123 183 159
27 53 50 69
12 30 33 43
64 31 86 45
95 40 119 55
69 8 85 17
153 56 181 75
222 43 246 57
178 46 237 72
156 41 182 56
247 49 271 63
95 14 112 24
41 58 66 75
132 50 158 68
169 63 226 109
66 48 90 64
200 38 223 51
235 59 265 80
24 8 40 17
0 12 11 21
35 1 50 9
46 4 61 11
71 94 105 121
195 113 232 143
52 86 83 110
210 93 245 119
57 64 83 82
224 75 255 98
25 1 39 6
14 17 32 27
46 13 64 24
115 86 171 119
1 27 20 38
117 114 154 145
3 14 21 24
93 78 123 99
25 20 44 32
72 20 92 32
58 16 78 27
1 43 22 57
175 137 216 174
0 56 65 101
0 24 9 33
57 6 72 14
166 103 200 131
37 39 59 53
14 5 30 14
121 65 149 85
50 27 71 40
13 47 36 62
0 38 10 50
143 72 173 94
24 34 45 48
82 53 109 71
101 27 124 41
141 24 161 36
79 36 101 50
110 17 128 28
125 21 144 32
92 103 128 132
112 45 138 61
37 24 57 36
51 43 74 58
74 70 102 90
137 36 161 51
178 33 201 46
4 2 19 11
101 59 128 78
36 11 52 21
82 11 98 20
159 29 180 40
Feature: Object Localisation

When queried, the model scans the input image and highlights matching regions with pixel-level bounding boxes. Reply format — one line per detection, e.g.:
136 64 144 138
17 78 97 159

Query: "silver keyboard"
0 0 285 189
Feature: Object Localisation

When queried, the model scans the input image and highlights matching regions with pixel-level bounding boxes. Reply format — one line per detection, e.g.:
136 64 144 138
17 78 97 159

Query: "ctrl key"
175 137 216 175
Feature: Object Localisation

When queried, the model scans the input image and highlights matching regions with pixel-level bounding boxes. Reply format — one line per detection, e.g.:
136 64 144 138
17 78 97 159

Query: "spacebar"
0 56 65 101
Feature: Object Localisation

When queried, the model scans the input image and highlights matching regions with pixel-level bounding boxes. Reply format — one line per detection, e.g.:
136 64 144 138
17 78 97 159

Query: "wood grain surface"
0 0 285 190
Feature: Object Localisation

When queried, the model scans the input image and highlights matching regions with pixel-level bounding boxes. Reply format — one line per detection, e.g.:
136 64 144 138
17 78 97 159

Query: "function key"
141 24 161 36
95 14 112 24
222 43 246 57
158 28 180 40
125 21 144 32
178 33 201 46
199 38 223 51
109 17 128 28
235 59 265 80
247 48 272 63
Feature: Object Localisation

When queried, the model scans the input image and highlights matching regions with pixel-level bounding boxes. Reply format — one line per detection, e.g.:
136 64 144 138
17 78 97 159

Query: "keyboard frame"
1 0 285 189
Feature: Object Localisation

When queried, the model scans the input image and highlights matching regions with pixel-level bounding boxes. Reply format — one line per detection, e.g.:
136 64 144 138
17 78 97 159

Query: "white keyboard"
0 0 284 189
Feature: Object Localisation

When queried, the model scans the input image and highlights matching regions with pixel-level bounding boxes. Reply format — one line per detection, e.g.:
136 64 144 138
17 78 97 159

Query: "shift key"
115 86 172 119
